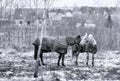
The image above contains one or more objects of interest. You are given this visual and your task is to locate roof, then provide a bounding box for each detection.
[14,8,23,19]
[14,8,43,22]
[65,12,73,17]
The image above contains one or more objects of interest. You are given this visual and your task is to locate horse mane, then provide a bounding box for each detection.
[80,34,88,45]
[88,34,97,45]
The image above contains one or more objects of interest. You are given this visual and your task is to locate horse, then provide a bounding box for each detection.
[33,35,81,66]
[72,34,97,66]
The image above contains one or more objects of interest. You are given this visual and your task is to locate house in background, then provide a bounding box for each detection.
[14,8,25,26]
[14,8,43,26]
[62,11,73,22]
[48,9,65,27]
[84,20,96,28]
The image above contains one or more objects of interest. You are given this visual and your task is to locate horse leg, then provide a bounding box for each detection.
[92,53,95,66]
[57,54,62,66]
[34,46,39,60]
[40,50,45,65]
[72,51,75,61]
[62,54,65,66]
[34,46,41,66]
[75,52,79,65]
[86,52,89,66]
[72,51,76,65]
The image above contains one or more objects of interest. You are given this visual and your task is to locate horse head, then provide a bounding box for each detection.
[75,35,81,44]
[88,34,96,45]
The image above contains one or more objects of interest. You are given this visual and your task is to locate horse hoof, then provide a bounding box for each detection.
[58,64,60,66]
[38,63,41,66]
[62,64,65,66]
[34,73,38,78]
[75,64,78,65]
[57,63,60,66]
[42,63,46,66]
[75,62,78,65]
[86,63,89,66]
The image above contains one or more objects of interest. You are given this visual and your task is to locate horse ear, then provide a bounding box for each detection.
[76,35,81,44]
[76,35,81,39]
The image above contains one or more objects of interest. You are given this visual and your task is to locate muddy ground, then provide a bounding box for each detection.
[0,48,120,81]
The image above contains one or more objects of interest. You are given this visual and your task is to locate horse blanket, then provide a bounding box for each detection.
[41,37,68,54]
[80,34,97,53]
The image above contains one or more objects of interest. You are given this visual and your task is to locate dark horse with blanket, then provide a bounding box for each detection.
[33,35,81,66]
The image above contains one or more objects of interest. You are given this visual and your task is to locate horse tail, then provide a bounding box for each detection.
[34,46,39,60]
[33,38,40,60]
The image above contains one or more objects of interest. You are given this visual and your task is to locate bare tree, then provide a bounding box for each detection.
[23,0,55,36]
[26,0,56,78]
[0,0,15,18]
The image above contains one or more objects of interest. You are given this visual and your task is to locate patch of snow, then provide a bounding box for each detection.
[6,71,14,76]
[117,70,120,73]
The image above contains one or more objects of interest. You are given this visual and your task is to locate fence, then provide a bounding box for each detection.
[0,24,120,51]
[0,25,41,51]
[78,27,120,51]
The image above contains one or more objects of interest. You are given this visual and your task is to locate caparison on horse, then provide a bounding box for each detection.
[72,33,97,66]
[33,35,81,66]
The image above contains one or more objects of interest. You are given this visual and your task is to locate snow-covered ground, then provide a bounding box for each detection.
[0,48,120,81]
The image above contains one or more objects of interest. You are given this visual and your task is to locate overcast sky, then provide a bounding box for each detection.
[4,0,120,8]
[52,0,119,7]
